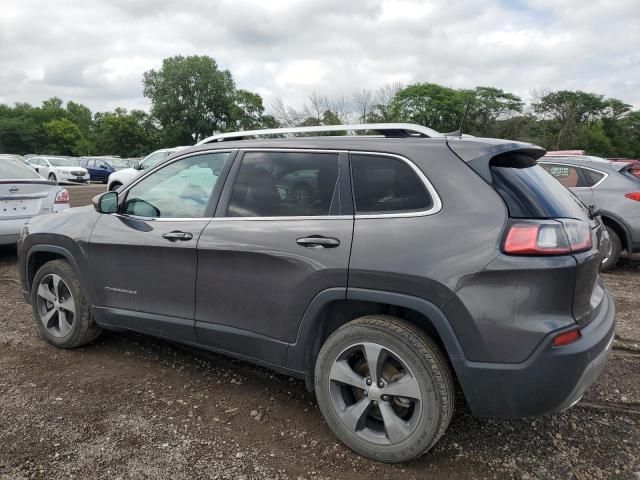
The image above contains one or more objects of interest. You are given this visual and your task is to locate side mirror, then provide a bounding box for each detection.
[92,191,118,214]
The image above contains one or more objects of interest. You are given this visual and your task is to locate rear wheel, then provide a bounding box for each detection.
[314,315,454,463]
[31,260,101,348]
[601,226,621,272]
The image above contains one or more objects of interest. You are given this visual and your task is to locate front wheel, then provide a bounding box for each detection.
[31,260,101,348]
[314,315,454,463]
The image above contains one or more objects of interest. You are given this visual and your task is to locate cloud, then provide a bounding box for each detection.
[0,0,638,114]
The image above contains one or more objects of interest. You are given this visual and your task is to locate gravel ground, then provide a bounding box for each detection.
[0,186,638,479]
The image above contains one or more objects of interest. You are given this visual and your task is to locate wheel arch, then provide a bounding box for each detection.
[599,211,632,253]
[287,288,466,391]
[25,245,93,304]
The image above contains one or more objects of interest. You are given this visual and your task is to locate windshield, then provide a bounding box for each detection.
[48,157,80,167]
[0,159,41,179]
[109,158,128,168]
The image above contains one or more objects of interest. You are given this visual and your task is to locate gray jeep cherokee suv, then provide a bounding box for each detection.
[18,124,615,463]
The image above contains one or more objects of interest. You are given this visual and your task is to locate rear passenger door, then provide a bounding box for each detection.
[194,150,353,365]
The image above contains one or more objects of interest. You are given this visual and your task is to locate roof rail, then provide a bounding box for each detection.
[197,123,442,145]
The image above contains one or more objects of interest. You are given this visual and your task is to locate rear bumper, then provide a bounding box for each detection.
[0,217,28,245]
[454,290,615,418]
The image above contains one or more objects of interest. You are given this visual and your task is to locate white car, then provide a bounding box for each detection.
[1,157,69,245]
[107,146,189,191]
[25,156,89,184]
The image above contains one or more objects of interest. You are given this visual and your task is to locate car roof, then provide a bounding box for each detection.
[178,135,542,161]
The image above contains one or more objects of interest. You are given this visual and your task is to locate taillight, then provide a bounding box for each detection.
[552,328,581,347]
[55,189,69,204]
[625,192,640,202]
[502,220,592,256]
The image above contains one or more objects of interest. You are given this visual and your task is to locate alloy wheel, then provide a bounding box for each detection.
[35,274,75,338]
[328,342,422,445]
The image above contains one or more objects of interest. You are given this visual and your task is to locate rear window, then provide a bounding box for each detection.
[0,159,41,179]
[490,154,589,220]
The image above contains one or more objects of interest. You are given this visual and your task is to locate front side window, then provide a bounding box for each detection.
[123,153,229,218]
[140,151,169,170]
[227,151,339,217]
[351,154,432,214]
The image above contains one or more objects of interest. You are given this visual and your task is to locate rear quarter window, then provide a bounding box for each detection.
[351,154,432,214]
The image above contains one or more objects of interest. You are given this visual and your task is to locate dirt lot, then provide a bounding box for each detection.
[0,185,638,479]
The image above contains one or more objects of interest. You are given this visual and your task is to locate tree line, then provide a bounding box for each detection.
[1,55,638,159]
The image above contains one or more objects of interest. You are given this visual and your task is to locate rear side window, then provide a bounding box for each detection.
[490,154,589,220]
[0,159,41,179]
[227,151,339,217]
[351,154,432,214]
[540,163,605,187]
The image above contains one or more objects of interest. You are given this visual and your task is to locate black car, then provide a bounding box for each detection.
[17,124,615,463]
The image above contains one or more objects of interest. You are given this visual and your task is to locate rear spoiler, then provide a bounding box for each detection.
[446,138,546,183]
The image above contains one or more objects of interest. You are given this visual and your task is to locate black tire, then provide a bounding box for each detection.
[601,226,621,272]
[48,173,57,183]
[31,260,101,348]
[314,315,454,463]
[109,182,122,191]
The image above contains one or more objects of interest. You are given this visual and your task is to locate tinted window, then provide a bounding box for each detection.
[0,159,41,179]
[490,154,589,220]
[540,163,604,188]
[351,154,432,214]
[124,153,229,218]
[227,151,339,217]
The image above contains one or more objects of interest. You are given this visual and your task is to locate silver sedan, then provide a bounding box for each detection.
[0,157,69,245]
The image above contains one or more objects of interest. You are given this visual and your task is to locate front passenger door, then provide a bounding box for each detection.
[89,151,233,341]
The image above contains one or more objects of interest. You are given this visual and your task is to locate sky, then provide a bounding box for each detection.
[0,0,638,114]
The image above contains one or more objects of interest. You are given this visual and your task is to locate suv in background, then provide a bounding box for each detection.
[107,146,189,191]
[80,157,129,183]
[18,124,614,463]
[540,155,640,270]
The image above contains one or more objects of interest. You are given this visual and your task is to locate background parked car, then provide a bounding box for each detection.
[79,156,129,183]
[0,157,69,244]
[540,155,640,270]
[107,146,189,191]
[0,154,25,163]
[25,156,89,185]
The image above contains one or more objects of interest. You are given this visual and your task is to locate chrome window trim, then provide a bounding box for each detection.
[539,161,609,189]
[115,148,442,222]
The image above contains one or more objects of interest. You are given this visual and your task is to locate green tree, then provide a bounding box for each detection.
[389,83,466,132]
[467,87,524,136]
[43,118,83,155]
[143,55,237,144]
[92,109,158,157]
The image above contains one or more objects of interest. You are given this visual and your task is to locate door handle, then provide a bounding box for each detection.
[296,236,340,248]
[162,231,194,242]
